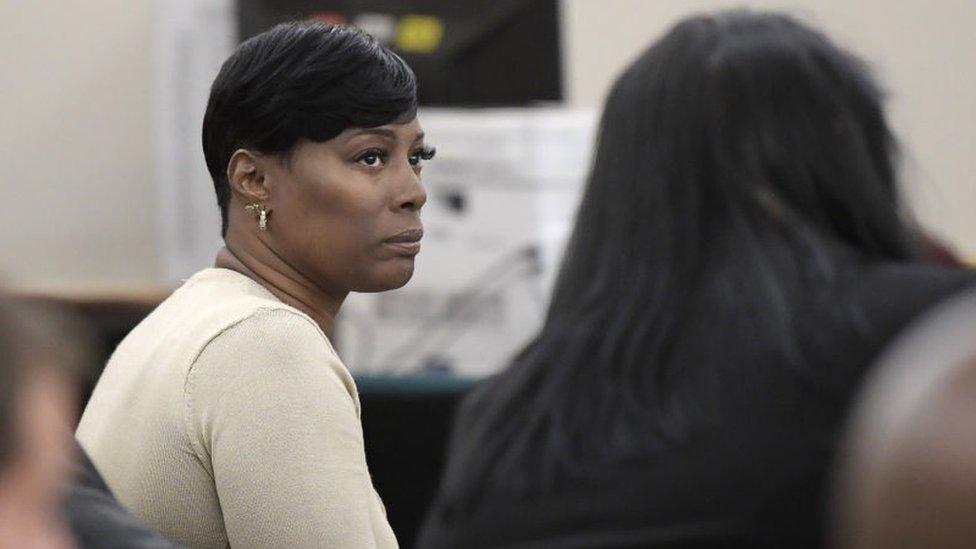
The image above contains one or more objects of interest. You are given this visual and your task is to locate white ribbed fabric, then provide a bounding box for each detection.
[76,268,397,548]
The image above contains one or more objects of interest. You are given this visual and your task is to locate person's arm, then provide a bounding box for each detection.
[185,309,395,548]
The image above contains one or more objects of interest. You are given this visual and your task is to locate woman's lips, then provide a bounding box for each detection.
[384,228,423,256]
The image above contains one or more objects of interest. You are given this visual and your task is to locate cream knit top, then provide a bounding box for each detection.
[76,268,398,548]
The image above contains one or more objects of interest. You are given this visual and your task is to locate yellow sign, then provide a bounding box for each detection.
[396,15,444,53]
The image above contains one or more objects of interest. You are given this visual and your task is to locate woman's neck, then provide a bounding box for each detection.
[214,240,345,339]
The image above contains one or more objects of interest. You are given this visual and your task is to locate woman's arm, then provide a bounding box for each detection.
[185,308,396,548]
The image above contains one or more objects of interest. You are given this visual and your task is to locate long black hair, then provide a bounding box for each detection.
[437,10,921,508]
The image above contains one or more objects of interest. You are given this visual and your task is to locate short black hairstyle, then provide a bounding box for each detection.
[202,21,418,236]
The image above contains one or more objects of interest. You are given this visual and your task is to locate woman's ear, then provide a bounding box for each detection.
[227,149,270,203]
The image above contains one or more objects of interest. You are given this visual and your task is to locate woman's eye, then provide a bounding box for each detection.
[357,150,386,167]
[409,146,437,167]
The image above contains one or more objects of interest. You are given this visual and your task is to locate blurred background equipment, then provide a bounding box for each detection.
[338,108,596,376]
[238,0,563,106]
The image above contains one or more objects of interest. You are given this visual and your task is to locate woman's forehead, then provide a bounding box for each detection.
[337,118,425,142]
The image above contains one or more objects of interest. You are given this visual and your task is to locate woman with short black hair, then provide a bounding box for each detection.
[78,21,432,547]
[420,10,975,548]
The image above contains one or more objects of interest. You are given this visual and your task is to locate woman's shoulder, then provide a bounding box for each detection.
[122,268,352,399]
[182,305,364,478]
[154,268,340,358]
[209,306,338,362]
[185,305,359,418]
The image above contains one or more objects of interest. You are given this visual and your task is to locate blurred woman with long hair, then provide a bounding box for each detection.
[420,10,975,548]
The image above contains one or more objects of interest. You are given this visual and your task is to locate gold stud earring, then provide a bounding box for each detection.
[244,203,269,231]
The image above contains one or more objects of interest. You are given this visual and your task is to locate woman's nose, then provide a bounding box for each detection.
[397,169,427,212]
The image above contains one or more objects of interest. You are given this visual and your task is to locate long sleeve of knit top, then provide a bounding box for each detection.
[77,268,397,549]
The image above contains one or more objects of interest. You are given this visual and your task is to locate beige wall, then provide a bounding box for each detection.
[1,1,973,293]
[0,1,159,293]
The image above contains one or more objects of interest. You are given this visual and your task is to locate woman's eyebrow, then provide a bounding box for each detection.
[350,128,396,140]
[349,128,426,144]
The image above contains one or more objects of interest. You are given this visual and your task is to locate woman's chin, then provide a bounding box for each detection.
[355,262,416,293]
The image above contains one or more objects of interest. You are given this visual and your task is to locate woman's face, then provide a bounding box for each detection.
[262,117,430,295]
